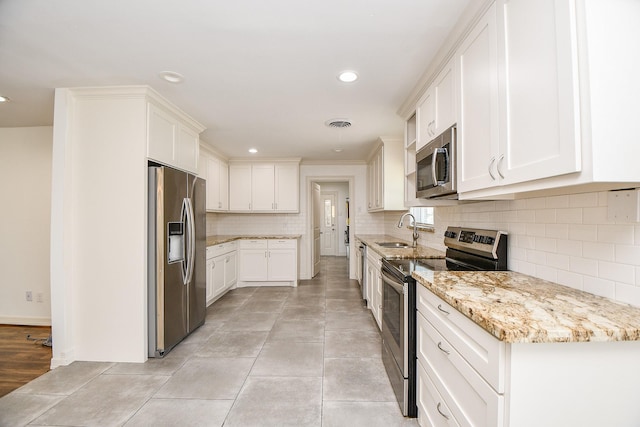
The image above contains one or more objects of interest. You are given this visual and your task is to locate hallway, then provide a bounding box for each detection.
[0,256,416,426]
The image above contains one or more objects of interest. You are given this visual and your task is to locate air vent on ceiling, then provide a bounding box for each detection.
[325,119,352,128]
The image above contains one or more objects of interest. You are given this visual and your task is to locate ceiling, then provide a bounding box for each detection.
[0,0,470,161]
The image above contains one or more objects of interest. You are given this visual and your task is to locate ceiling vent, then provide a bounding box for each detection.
[325,119,352,128]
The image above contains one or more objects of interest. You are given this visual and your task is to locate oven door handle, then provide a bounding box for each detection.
[381,268,405,294]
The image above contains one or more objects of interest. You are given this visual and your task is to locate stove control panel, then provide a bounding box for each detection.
[443,226,507,260]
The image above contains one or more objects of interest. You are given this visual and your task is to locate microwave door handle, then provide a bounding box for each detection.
[431,148,438,187]
[432,147,447,186]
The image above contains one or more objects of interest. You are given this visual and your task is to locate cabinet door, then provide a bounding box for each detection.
[206,257,214,304]
[176,125,199,173]
[497,0,580,185]
[417,90,435,152]
[219,161,229,210]
[274,163,299,212]
[229,164,252,211]
[239,249,268,281]
[433,60,456,136]
[211,254,226,298]
[206,158,220,211]
[147,104,176,166]
[251,164,275,211]
[268,249,296,281]
[457,3,500,193]
[224,251,237,288]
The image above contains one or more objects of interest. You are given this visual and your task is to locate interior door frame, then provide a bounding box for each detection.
[306,176,355,280]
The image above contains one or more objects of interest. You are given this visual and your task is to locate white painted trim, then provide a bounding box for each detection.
[305,176,356,280]
[0,316,51,326]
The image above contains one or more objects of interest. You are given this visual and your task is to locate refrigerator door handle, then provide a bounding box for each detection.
[184,197,196,285]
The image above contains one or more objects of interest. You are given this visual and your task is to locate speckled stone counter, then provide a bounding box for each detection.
[355,234,445,259]
[206,235,301,247]
[413,269,640,344]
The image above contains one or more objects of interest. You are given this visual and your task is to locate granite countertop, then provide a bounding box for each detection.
[413,269,640,344]
[355,234,445,260]
[206,235,301,247]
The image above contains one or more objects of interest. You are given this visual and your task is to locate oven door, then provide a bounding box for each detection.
[381,267,407,376]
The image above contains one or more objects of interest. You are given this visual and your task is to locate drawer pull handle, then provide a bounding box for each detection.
[437,304,450,315]
[437,341,450,355]
[437,402,450,420]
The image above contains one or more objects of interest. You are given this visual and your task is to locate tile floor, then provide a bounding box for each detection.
[0,257,418,426]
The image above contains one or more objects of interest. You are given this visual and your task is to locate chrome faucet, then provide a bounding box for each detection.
[397,212,419,248]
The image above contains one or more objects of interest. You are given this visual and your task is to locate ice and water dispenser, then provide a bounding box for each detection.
[167,222,184,264]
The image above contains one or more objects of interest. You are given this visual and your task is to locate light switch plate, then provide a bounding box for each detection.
[607,189,640,222]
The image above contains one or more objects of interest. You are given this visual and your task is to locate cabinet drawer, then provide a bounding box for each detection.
[209,241,237,258]
[416,285,506,392]
[417,360,460,427]
[239,239,268,250]
[418,311,504,427]
[268,239,296,249]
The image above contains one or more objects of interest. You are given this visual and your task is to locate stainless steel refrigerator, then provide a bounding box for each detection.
[148,163,206,358]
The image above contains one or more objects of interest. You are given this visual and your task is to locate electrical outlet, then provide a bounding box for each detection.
[26,291,32,302]
[36,292,43,303]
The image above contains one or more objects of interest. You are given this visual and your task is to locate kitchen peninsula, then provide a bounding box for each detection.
[414,269,640,427]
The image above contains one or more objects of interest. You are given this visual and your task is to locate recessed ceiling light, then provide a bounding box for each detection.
[337,70,358,83]
[158,71,184,84]
[0,95,10,103]
[248,148,258,154]
[333,148,344,153]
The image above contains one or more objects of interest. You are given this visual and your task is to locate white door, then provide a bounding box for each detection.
[321,192,337,256]
[312,183,321,276]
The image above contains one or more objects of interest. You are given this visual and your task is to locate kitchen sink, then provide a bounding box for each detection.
[375,241,412,249]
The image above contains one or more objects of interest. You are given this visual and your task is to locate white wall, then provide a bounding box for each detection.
[385,192,640,308]
[0,127,53,325]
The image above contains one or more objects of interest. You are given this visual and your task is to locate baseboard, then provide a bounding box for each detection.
[0,316,52,326]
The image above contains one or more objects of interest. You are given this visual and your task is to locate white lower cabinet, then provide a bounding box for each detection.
[365,250,382,330]
[205,242,237,306]
[238,239,298,286]
[416,284,640,427]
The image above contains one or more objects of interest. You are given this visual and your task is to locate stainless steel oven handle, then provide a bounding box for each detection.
[381,268,405,294]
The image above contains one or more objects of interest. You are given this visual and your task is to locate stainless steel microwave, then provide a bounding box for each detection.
[416,125,457,199]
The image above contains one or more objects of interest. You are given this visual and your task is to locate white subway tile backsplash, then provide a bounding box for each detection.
[525,223,546,237]
[568,224,598,242]
[556,239,582,256]
[614,283,640,307]
[556,208,582,224]
[535,209,556,224]
[598,261,635,285]
[545,195,570,209]
[525,197,546,210]
[583,207,609,225]
[582,242,615,262]
[615,244,640,265]
[546,253,569,270]
[535,265,558,282]
[557,270,583,290]
[535,237,557,252]
[597,224,635,245]
[569,256,598,277]
[569,192,599,208]
[583,276,616,299]
[527,249,547,265]
[545,224,569,240]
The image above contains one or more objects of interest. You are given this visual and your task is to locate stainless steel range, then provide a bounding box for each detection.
[380,226,508,417]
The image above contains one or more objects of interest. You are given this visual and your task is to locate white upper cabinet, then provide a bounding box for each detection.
[496,0,581,186]
[367,138,404,212]
[229,160,300,213]
[416,59,456,153]
[201,151,229,212]
[457,3,500,193]
[147,102,202,174]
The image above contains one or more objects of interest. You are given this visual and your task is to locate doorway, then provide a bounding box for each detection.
[310,180,350,277]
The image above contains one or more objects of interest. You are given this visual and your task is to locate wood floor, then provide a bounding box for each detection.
[0,325,52,398]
